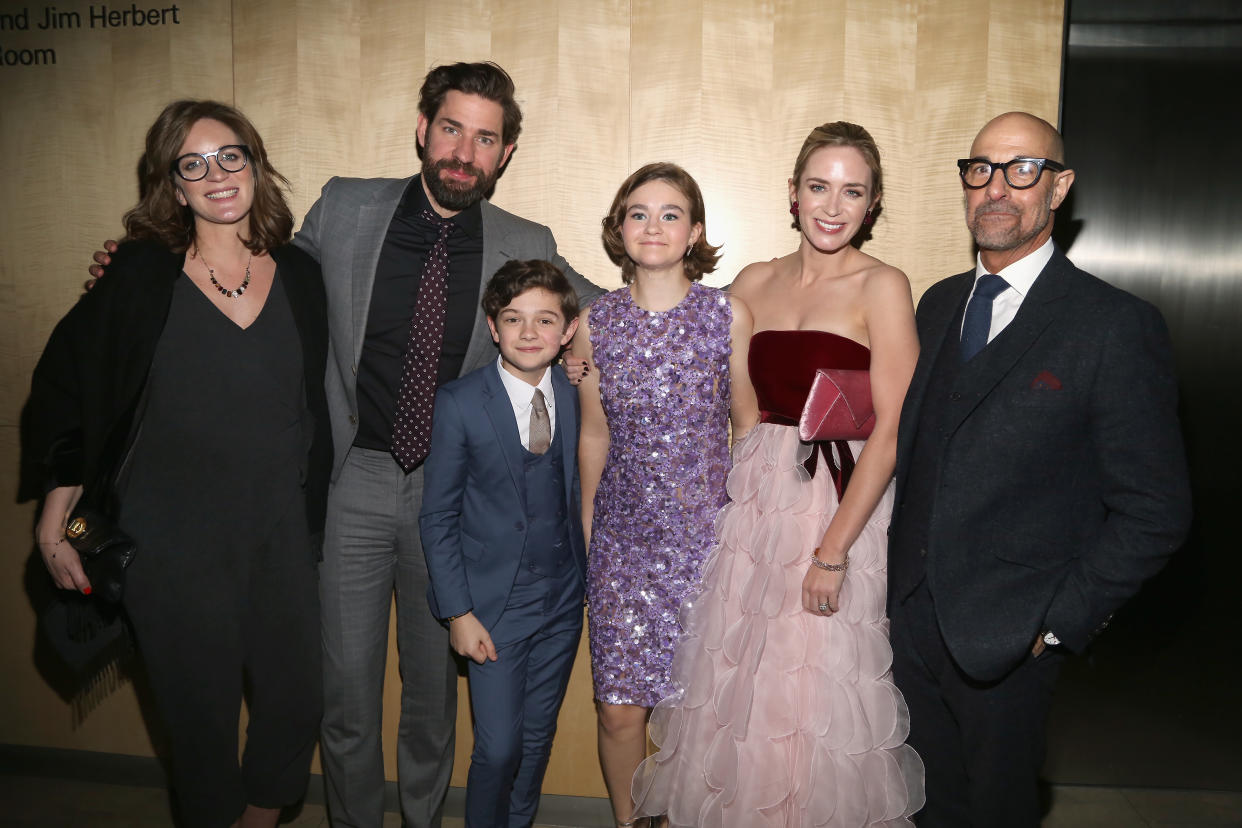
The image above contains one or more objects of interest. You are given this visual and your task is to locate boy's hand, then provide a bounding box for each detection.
[449,612,498,664]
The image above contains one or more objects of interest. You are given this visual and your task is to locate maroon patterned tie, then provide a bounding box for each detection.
[391,210,453,472]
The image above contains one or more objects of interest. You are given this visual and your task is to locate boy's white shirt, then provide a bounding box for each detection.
[494,357,557,451]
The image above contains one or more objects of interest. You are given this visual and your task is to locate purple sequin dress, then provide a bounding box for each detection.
[587,282,733,707]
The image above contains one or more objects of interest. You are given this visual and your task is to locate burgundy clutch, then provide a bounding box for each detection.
[798,368,875,442]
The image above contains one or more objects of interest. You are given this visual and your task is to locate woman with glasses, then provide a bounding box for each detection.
[27,100,329,828]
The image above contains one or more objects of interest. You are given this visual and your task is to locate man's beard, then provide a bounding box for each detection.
[422,157,498,212]
[968,196,1051,252]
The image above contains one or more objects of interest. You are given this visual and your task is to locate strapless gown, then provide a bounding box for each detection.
[633,330,924,827]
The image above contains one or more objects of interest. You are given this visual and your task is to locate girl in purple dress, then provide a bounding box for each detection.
[572,163,757,828]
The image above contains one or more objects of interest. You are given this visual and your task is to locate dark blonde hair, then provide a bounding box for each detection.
[790,121,884,230]
[122,100,293,254]
[601,162,721,284]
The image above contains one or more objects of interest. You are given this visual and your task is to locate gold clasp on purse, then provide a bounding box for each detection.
[66,516,88,539]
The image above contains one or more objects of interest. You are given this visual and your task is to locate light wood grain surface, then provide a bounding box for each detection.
[0,0,1063,799]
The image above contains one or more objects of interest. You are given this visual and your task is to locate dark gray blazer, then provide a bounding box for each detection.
[292,175,603,479]
[889,246,1192,681]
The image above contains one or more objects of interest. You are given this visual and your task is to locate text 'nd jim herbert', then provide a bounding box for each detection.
[1,4,182,31]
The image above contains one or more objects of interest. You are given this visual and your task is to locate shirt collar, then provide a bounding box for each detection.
[406,173,484,239]
[495,356,555,413]
[974,237,1055,298]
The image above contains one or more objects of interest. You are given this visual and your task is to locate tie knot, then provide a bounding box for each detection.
[420,209,454,239]
[975,273,1009,300]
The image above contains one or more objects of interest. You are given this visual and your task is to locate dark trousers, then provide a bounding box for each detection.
[125,498,322,828]
[465,564,583,828]
[890,581,1063,828]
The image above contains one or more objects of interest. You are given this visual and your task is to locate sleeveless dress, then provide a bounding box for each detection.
[587,282,733,707]
[633,330,924,827]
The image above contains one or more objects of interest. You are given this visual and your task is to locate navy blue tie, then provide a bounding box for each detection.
[960,273,1008,362]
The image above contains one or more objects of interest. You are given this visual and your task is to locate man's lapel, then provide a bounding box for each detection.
[944,250,1074,433]
[897,271,973,480]
[462,201,512,375]
[482,365,528,506]
[351,178,411,366]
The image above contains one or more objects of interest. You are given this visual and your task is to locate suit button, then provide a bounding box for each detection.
[950,392,962,401]
[919,547,927,557]
[515,522,524,531]
[351,363,358,376]
[348,414,357,425]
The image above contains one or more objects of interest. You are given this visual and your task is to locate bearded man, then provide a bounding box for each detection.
[293,62,602,827]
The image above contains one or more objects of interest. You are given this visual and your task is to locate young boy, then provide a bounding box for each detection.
[419,259,586,827]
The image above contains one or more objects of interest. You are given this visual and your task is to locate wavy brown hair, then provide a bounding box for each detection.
[601,162,721,285]
[418,61,523,151]
[481,259,579,325]
[122,100,293,254]
[790,121,884,231]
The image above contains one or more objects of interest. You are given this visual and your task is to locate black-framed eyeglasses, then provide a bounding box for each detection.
[171,145,250,181]
[957,156,1065,190]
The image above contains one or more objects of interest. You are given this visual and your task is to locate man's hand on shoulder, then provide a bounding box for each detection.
[448,612,498,664]
[86,239,119,289]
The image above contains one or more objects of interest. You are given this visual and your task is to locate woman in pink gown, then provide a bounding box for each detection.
[633,123,925,827]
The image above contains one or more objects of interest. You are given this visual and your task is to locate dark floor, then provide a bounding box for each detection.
[2,772,1240,828]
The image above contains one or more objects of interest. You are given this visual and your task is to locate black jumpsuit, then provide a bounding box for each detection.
[120,272,321,827]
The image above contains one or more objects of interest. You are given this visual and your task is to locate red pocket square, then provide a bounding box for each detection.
[1030,370,1062,391]
[798,369,875,442]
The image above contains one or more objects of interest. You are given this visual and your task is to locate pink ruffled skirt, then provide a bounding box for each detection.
[633,424,924,827]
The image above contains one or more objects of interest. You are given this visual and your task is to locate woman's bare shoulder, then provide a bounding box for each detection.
[731,255,789,295]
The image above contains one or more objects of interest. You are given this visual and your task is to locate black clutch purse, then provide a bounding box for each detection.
[65,506,136,604]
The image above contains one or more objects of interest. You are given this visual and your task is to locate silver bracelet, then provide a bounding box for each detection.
[810,552,848,572]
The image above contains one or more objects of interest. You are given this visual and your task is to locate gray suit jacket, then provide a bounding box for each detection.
[889,246,1192,681]
[292,175,603,478]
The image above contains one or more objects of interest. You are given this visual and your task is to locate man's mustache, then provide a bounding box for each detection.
[973,202,1020,220]
[431,159,485,182]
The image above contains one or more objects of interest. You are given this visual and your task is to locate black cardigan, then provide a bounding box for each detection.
[22,239,332,536]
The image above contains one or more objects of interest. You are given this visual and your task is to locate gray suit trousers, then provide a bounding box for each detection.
[320,447,457,827]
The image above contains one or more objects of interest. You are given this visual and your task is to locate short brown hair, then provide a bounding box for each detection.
[601,162,721,284]
[121,100,293,254]
[482,259,579,325]
[418,62,522,150]
[790,122,884,230]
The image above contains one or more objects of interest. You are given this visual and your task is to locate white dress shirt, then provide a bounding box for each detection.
[963,237,1055,344]
[495,357,557,451]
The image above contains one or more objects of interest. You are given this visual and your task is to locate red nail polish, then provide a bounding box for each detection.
[83,587,92,595]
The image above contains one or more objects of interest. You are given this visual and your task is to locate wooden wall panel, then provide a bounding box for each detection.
[0,0,1064,803]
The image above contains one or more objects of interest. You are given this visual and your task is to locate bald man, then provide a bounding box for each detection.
[887,112,1191,825]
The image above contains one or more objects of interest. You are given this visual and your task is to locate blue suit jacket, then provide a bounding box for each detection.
[419,362,587,631]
